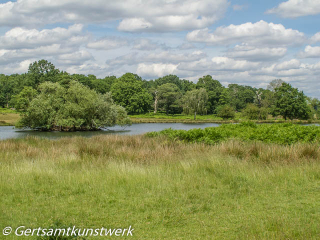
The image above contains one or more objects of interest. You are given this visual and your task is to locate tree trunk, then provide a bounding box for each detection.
[194,111,197,120]
[154,96,158,114]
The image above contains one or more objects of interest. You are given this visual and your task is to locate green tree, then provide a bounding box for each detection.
[228,84,256,111]
[11,86,37,111]
[242,104,268,120]
[18,81,131,131]
[197,75,223,113]
[27,60,60,87]
[273,83,311,120]
[157,83,182,115]
[111,73,152,114]
[217,105,235,120]
[182,88,208,120]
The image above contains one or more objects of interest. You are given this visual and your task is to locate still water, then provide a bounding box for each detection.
[0,123,221,141]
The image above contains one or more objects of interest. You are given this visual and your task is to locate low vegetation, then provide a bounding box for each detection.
[147,122,320,145]
[1,134,320,239]
[0,108,20,126]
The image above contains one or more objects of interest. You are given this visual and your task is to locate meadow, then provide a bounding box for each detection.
[0,131,320,239]
[0,108,20,126]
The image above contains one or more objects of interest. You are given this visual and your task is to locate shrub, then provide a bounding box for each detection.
[217,105,235,120]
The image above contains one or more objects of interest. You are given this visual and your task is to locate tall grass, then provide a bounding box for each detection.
[1,135,320,239]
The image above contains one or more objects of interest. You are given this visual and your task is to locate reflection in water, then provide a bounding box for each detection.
[0,123,221,140]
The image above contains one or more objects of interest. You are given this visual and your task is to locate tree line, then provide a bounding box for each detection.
[1,60,320,124]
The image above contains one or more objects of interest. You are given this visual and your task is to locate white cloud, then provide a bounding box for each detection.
[57,50,93,65]
[186,20,306,47]
[0,44,74,65]
[0,24,85,49]
[0,0,229,32]
[275,59,301,70]
[137,63,178,78]
[107,51,207,66]
[298,45,320,58]
[226,44,287,61]
[178,57,259,72]
[87,38,129,50]
[311,32,320,43]
[266,0,320,18]
[133,39,168,51]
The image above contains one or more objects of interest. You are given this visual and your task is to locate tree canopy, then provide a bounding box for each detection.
[18,81,131,131]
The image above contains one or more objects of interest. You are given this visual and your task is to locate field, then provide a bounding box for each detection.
[0,108,20,126]
[1,131,320,239]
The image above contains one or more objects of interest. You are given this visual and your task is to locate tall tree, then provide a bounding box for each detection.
[196,75,223,113]
[111,73,152,114]
[27,60,60,87]
[157,83,182,115]
[273,83,311,120]
[182,88,208,120]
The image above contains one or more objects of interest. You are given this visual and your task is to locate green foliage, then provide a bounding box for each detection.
[27,60,60,86]
[157,83,182,114]
[217,105,235,120]
[274,83,311,120]
[147,123,320,145]
[111,73,152,114]
[10,86,37,111]
[242,104,268,120]
[182,88,208,119]
[228,84,256,111]
[196,75,223,113]
[18,81,131,131]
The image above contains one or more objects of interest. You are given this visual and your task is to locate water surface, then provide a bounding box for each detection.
[0,123,221,141]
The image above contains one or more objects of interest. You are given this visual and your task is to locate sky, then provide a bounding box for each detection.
[0,0,320,98]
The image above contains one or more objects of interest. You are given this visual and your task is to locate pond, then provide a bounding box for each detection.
[0,123,221,141]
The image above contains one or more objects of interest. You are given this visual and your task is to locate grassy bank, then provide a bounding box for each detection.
[0,108,20,126]
[1,135,320,239]
[1,110,319,126]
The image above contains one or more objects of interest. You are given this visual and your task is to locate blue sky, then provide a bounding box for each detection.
[0,0,320,98]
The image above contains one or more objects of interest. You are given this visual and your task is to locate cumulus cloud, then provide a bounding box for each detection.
[56,50,93,65]
[298,45,320,58]
[186,20,306,47]
[0,24,85,50]
[87,37,129,50]
[132,39,168,51]
[311,32,320,43]
[226,44,287,61]
[137,63,178,78]
[0,24,90,67]
[266,0,320,18]
[0,0,228,32]
[0,44,74,65]
[178,57,259,73]
[107,51,207,66]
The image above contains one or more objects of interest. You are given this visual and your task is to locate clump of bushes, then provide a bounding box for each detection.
[242,104,268,120]
[146,122,320,145]
[217,105,235,120]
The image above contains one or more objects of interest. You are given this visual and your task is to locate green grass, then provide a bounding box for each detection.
[0,108,20,126]
[0,135,320,239]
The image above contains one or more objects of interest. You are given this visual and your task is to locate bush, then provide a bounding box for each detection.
[147,123,320,145]
[217,105,235,120]
[242,104,268,120]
